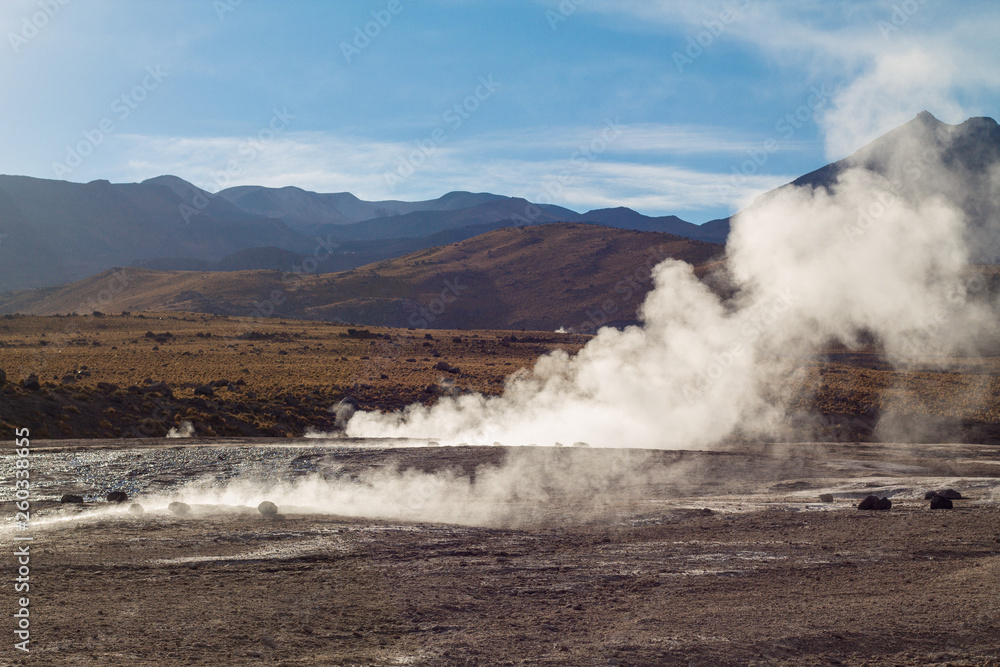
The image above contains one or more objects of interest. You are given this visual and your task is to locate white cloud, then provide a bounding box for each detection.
[100,124,791,217]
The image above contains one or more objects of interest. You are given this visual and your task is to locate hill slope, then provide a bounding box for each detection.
[0,224,723,331]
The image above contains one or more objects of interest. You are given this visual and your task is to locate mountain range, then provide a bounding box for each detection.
[0,224,722,331]
[1,111,997,329]
[0,172,728,293]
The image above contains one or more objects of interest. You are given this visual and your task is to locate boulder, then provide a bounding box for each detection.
[106,491,129,503]
[168,501,191,515]
[60,494,84,504]
[0,368,6,388]
[924,490,937,500]
[873,497,892,511]
[129,503,144,514]
[857,495,879,510]
[193,385,215,397]
[938,489,963,500]
[258,501,278,516]
[929,495,953,510]
[22,374,40,391]
[818,493,834,503]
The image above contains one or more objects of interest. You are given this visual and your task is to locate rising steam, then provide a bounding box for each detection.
[346,116,1000,448]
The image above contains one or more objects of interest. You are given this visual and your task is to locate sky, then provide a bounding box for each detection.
[1,0,998,222]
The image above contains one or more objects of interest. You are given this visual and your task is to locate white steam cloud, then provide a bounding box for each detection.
[346,117,1000,449]
[167,420,195,438]
[152,448,687,527]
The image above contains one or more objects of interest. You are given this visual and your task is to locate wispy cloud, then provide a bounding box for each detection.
[104,125,793,218]
[569,1,1000,159]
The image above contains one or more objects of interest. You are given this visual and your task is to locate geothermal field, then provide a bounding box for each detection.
[1,436,999,665]
[3,5,1000,664]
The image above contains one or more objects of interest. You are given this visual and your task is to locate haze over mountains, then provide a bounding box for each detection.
[1,112,998,330]
[0,171,727,293]
[0,224,722,331]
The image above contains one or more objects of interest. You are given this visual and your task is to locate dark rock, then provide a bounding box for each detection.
[96,382,119,393]
[857,495,879,510]
[193,385,215,397]
[258,501,278,516]
[819,493,834,503]
[22,374,40,391]
[61,494,85,504]
[143,382,173,398]
[168,501,191,515]
[873,497,892,511]
[924,491,937,500]
[61,373,77,383]
[930,495,953,510]
[0,368,6,388]
[434,361,460,374]
[107,491,129,503]
[938,488,963,500]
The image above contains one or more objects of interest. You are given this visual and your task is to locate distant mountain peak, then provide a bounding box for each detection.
[915,110,941,125]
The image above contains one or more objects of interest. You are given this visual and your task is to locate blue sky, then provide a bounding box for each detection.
[1,0,998,222]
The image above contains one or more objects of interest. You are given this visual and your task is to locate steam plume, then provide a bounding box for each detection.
[347,119,999,448]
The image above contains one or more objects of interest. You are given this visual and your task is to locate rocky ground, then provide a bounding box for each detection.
[2,312,1000,444]
[2,440,999,666]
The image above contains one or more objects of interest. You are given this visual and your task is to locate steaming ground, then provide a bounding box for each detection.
[3,438,1000,665]
[346,146,1000,448]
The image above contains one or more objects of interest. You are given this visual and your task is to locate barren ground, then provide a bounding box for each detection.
[2,439,999,666]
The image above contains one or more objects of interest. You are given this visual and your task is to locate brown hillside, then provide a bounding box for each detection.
[0,223,723,331]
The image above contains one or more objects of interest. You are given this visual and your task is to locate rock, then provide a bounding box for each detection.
[129,503,144,514]
[22,374,40,391]
[168,501,191,515]
[193,385,215,397]
[60,494,84,504]
[258,501,278,516]
[924,490,937,500]
[819,493,834,503]
[106,491,129,503]
[930,495,954,510]
[857,495,879,510]
[938,488,963,500]
[0,368,6,388]
[873,497,892,511]
[434,361,460,374]
[143,382,173,397]
[96,382,120,393]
